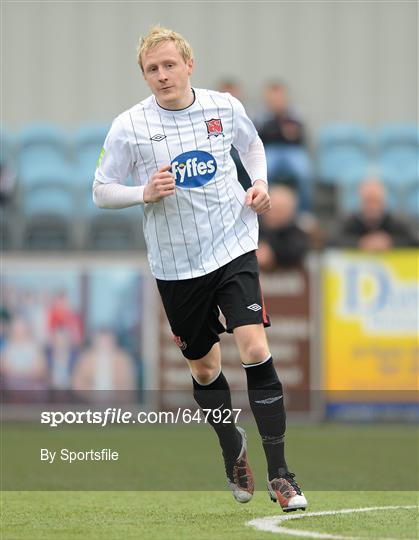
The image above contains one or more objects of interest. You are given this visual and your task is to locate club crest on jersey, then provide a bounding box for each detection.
[205,118,224,138]
[171,150,217,188]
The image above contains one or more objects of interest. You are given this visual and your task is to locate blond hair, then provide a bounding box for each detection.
[137,26,193,71]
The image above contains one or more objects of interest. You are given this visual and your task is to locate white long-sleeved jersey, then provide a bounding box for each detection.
[94,88,267,280]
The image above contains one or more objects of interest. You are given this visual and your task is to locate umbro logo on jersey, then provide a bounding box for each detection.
[247,303,262,312]
[150,134,166,142]
[171,150,217,188]
[205,118,224,138]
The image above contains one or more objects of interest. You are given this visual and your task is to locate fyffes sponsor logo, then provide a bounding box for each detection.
[171,150,217,188]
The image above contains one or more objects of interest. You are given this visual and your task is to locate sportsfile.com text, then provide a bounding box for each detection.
[40,408,242,428]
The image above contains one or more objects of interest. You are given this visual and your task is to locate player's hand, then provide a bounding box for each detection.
[144,165,175,203]
[245,180,271,214]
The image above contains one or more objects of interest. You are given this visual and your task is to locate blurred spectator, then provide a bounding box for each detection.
[20,290,49,345]
[0,316,48,390]
[47,291,83,346]
[217,78,243,101]
[0,306,11,351]
[333,178,418,250]
[72,328,136,399]
[0,162,17,206]
[45,326,78,396]
[258,82,313,213]
[257,186,310,271]
[217,78,251,190]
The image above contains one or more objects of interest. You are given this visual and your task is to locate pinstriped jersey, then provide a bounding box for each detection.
[95,88,261,280]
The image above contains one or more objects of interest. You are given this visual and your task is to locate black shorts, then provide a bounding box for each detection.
[156,250,270,360]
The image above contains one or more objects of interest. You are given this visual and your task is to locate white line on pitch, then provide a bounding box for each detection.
[247,505,418,539]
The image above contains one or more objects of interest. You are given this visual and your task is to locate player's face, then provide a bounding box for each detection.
[142,41,194,110]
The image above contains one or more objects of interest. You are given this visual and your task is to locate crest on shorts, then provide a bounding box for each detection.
[205,118,224,138]
[173,335,187,351]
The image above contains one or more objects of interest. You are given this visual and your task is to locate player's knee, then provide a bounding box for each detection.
[190,364,219,385]
[241,343,270,365]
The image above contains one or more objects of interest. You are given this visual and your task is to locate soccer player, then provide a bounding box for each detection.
[93,26,307,512]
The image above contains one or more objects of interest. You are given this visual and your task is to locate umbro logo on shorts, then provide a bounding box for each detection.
[150,134,166,142]
[247,303,262,312]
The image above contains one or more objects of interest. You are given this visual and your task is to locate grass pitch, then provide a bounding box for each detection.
[2,423,418,538]
[2,490,418,539]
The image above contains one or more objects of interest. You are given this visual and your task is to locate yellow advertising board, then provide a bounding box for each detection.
[323,250,419,397]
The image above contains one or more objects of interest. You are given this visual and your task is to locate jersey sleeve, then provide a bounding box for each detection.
[238,136,267,185]
[94,116,135,185]
[230,95,259,154]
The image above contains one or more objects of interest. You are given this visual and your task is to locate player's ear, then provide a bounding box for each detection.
[187,58,194,75]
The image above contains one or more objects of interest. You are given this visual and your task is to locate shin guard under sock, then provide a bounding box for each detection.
[192,371,241,460]
[244,356,287,479]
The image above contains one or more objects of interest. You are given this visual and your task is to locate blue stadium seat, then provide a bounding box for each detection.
[74,124,110,189]
[74,123,140,248]
[76,124,141,225]
[86,175,144,249]
[87,207,144,250]
[23,184,74,218]
[1,128,20,248]
[378,124,419,185]
[405,183,419,217]
[23,184,75,248]
[1,127,15,167]
[18,124,72,187]
[378,124,419,146]
[317,124,371,184]
[75,123,110,148]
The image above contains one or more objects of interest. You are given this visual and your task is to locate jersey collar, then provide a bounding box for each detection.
[152,88,199,115]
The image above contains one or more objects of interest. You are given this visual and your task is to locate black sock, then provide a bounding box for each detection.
[192,371,241,460]
[244,357,287,479]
